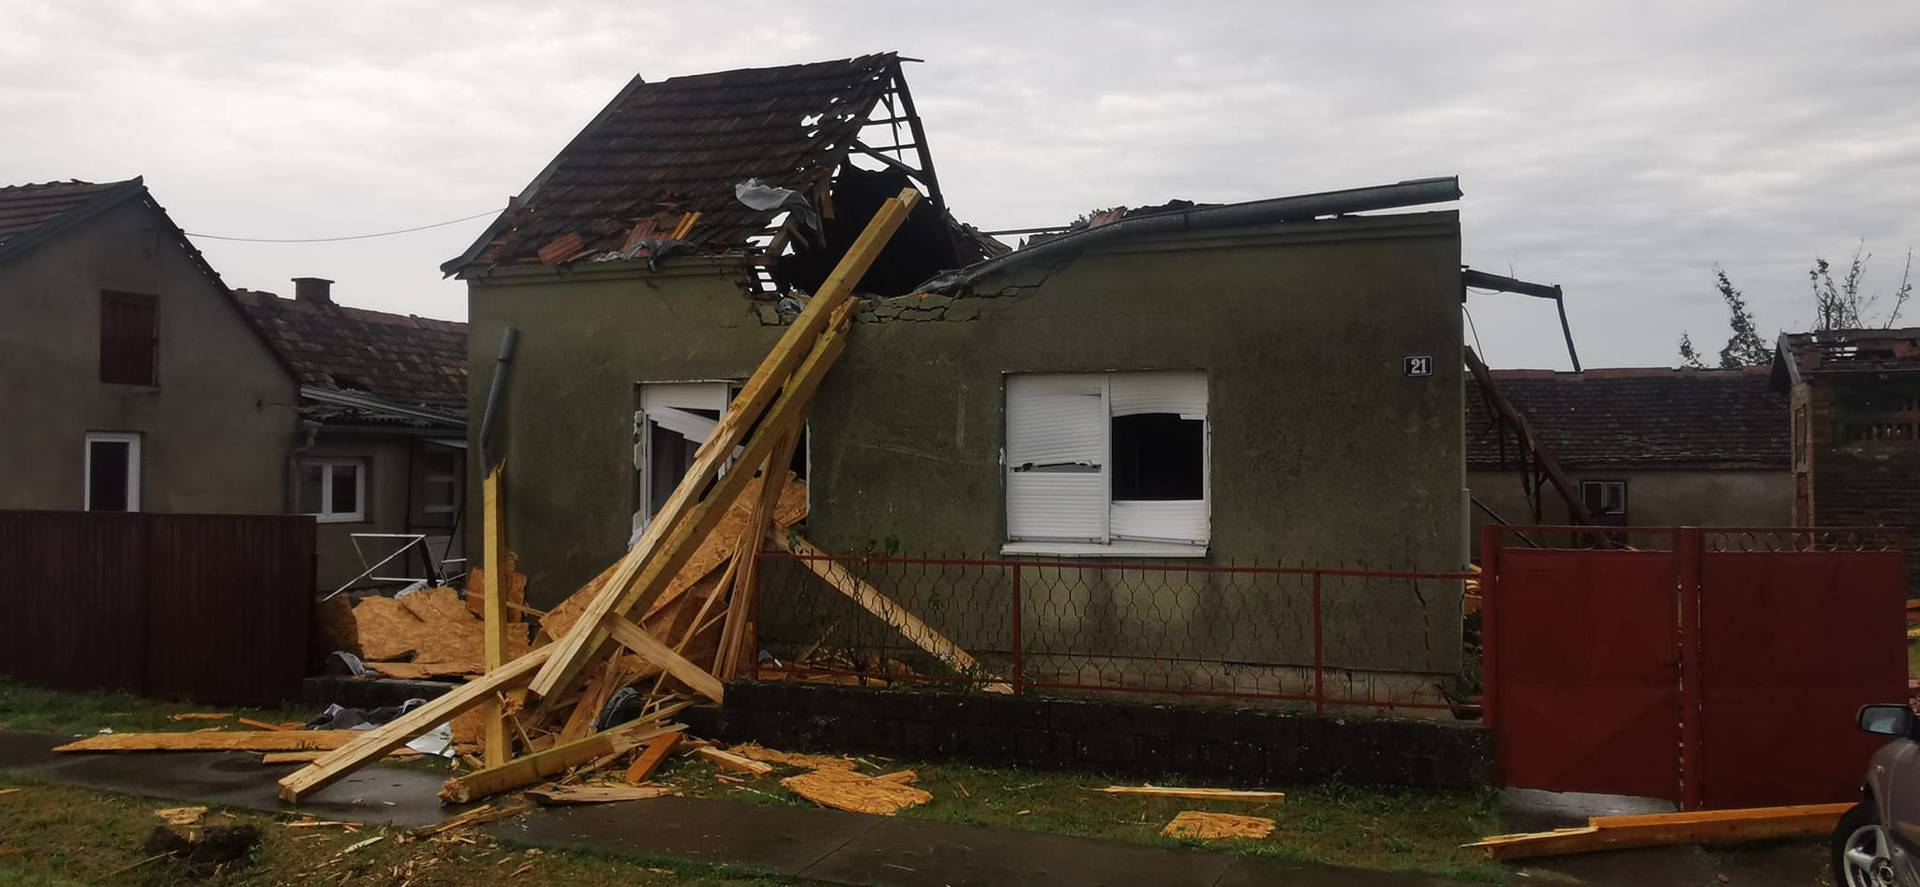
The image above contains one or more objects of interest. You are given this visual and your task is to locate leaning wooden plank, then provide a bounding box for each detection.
[531,189,921,701]
[695,746,774,776]
[481,465,510,767]
[1098,785,1286,803]
[278,646,552,803]
[554,309,854,710]
[606,617,726,703]
[716,431,802,681]
[783,767,931,815]
[771,531,984,675]
[56,731,360,753]
[527,784,679,805]
[1465,803,1852,860]
[623,734,681,784]
[439,719,686,805]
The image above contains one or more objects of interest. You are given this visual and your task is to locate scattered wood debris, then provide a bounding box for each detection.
[875,770,918,785]
[1162,811,1276,841]
[413,801,533,839]
[696,746,775,777]
[55,731,360,753]
[782,767,933,815]
[729,742,857,771]
[169,713,232,722]
[439,719,685,804]
[1465,802,1852,860]
[261,749,420,765]
[1098,785,1286,804]
[624,734,680,784]
[526,784,678,805]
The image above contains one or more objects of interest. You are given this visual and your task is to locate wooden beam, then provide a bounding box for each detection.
[716,429,801,681]
[439,720,686,805]
[539,302,855,709]
[1097,785,1286,803]
[606,617,725,703]
[1463,346,1597,526]
[56,731,361,753]
[528,784,678,805]
[623,734,681,784]
[694,746,774,776]
[529,189,921,702]
[1465,802,1852,860]
[278,646,553,803]
[770,531,983,675]
[481,465,509,767]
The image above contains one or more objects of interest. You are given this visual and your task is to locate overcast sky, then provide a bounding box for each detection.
[5,1,1917,368]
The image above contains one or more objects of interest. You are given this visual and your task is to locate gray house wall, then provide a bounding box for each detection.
[1467,467,1791,552]
[467,211,1465,679]
[0,198,299,514]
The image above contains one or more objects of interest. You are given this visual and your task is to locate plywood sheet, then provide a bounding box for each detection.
[781,767,931,815]
[1161,811,1275,841]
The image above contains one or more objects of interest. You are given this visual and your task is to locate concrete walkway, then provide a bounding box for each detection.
[0,731,1466,886]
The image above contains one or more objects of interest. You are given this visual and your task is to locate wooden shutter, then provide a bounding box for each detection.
[99,292,157,385]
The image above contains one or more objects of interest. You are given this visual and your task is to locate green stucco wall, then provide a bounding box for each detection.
[468,211,1465,676]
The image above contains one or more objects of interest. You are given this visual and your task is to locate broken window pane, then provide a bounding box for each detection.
[1111,414,1204,501]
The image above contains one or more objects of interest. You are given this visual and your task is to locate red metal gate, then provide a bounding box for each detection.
[1484,526,1905,809]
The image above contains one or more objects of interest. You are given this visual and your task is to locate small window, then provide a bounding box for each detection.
[99,291,157,386]
[298,459,366,523]
[412,443,463,528]
[1581,480,1627,525]
[1005,371,1209,554]
[634,381,810,538]
[84,432,141,512]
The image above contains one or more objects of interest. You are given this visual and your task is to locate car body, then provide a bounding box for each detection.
[1836,704,1920,886]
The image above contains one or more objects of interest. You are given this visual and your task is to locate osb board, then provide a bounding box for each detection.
[314,594,358,654]
[1161,811,1275,841]
[352,587,533,671]
[464,551,529,621]
[539,479,809,642]
[730,743,856,771]
[781,767,930,815]
[353,596,429,661]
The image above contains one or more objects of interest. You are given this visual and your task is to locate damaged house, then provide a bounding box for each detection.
[453,54,1469,694]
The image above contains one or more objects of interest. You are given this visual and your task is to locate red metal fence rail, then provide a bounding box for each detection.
[0,510,316,705]
[752,550,1474,714]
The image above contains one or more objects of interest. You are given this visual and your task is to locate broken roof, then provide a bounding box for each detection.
[0,178,148,266]
[1773,328,1920,388]
[448,54,903,274]
[232,288,467,417]
[1467,366,1788,469]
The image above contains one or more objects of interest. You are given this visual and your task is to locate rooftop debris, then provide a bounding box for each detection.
[271,189,996,808]
[1161,811,1276,841]
[1097,785,1286,804]
[1465,802,1853,860]
[781,767,933,815]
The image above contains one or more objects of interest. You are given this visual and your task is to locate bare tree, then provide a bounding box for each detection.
[1678,244,1915,367]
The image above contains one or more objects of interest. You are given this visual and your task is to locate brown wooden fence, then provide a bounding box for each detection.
[0,511,314,705]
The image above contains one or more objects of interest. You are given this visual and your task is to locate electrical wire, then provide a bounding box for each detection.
[1463,304,1488,362]
[185,209,497,243]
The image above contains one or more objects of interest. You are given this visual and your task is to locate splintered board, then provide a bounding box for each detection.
[782,768,932,815]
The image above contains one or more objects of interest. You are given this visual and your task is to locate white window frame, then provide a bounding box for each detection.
[632,379,812,544]
[83,432,142,513]
[1001,371,1210,557]
[299,458,367,523]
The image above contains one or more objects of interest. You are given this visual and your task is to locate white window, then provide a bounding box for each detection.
[297,459,366,523]
[1004,371,1209,556]
[633,380,810,541]
[84,432,141,513]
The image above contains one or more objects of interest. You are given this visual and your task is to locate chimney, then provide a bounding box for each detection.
[292,277,334,305]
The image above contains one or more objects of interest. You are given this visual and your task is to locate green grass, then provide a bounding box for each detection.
[1906,638,1919,680]
[652,751,1509,882]
[0,682,319,737]
[0,772,797,886]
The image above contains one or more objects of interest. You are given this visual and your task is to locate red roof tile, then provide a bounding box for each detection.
[451,54,899,273]
[232,289,467,412]
[1468,366,1787,468]
[0,178,143,259]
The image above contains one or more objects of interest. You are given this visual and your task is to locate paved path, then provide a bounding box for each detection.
[0,731,1465,886]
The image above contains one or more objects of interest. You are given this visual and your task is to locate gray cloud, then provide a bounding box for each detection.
[4,0,1916,368]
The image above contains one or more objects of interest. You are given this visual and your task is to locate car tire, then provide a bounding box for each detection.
[1833,800,1896,887]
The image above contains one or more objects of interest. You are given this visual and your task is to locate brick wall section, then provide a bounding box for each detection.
[683,682,1492,790]
[1799,379,1920,593]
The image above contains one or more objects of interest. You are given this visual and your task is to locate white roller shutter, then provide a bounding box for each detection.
[642,382,728,414]
[1005,374,1107,541]
[646,406,718,443]
[1111,500,1210,545]
[1109,371,1206,419]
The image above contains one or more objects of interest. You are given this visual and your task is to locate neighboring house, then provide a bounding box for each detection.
[452,54,1468,686]
[1467,366,1791,549]
[1774,328,1920,592]
[232,280,469,593]
[0,178,300,516]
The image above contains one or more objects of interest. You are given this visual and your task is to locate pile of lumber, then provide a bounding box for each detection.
[1465,802,1852,860]
[316,577,534,680]
[266,187,1003,806]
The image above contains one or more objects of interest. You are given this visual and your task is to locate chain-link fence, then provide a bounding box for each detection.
[752,550,1474,714]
